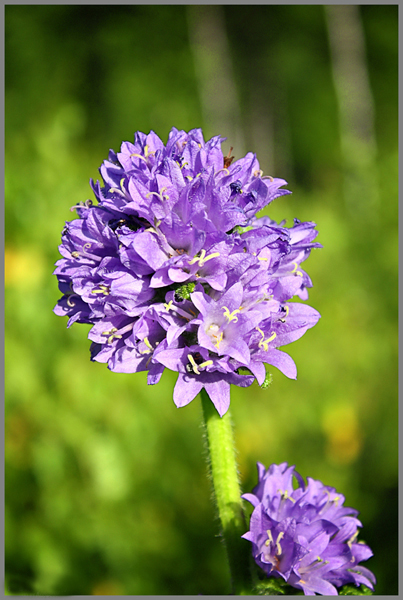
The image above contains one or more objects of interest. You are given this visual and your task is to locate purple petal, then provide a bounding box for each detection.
[204,379,230,416]
[173,373,203,408]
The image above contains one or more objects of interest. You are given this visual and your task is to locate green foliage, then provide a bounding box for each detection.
[5,4,397,596]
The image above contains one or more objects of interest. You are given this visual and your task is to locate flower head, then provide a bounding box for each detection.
[242,462,376,595]
[54,127,321,415]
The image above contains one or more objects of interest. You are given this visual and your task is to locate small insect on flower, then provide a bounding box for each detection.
[223,146,235,168]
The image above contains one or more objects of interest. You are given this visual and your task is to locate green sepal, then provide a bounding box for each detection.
[260,371,273,389]
[253,576,303,595]
[174,281,196,300]
[233,225,254,235]
[339,584,373,595]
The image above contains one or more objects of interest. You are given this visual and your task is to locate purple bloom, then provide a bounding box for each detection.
[242,462,376,595]
[54,127,321,415]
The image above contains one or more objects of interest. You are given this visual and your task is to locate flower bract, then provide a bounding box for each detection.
[242,462,376,595]
[54,127,321,415]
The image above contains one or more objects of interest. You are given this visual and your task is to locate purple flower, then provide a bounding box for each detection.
[54,127,321,415]
[242,462,376,595]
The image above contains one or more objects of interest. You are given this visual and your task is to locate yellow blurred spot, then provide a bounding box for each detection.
[92,580,124,595]
[322,403,362,464]
[5,247,45,289]
[5,412,31,467]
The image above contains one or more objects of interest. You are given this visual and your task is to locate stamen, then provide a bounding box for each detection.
[66,294,79,307]
[275,532,284,555]
[188,249,220,267]
[254,169,263,177]
[347,531,358,548]
[108,186,126,197]
[188,249,206,265]
[215,167,230,176]
[101,327,121,344]
[291,261,303,277]
[199,360,213,369]
[108,333,121,343]
[70,247,102,262]
[143,337,153,351]
[319,490,341,517]
[265,530,274,547]
[256,327,276,351]
[139,336,154,355]
[213,331,223,350]
[145,187,169,202]
[258,256,269,261]
[187,354,200,375]
[130,152,148,163]
[222,306,241,323]
[101,322,134,343]
[91,285,110,296]
[102,327,117,336]
[70,199,93,211]
[278,489,296,503]
[163,301,195,321]
[262,175,274,182]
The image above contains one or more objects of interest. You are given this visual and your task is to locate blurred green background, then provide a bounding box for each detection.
[5,5,398,595]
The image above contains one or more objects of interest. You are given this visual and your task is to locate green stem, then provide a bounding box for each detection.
[200,388,253,595]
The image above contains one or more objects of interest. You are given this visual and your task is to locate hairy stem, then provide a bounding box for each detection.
[200,388,252,594]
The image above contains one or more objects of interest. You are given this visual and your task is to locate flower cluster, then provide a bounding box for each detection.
[242,462,376,595]
[54,127,321,416]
